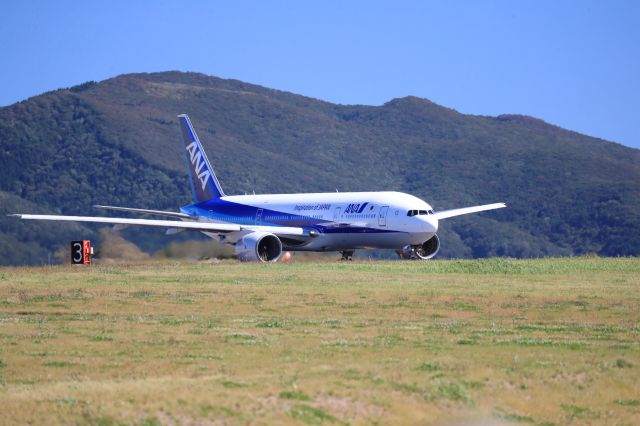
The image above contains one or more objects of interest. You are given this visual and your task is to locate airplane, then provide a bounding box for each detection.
[11,114,506,262]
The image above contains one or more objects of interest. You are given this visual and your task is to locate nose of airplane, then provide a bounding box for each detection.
[418,216,438,233]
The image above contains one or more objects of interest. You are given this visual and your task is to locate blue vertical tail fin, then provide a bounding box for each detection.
[177,114,225,202]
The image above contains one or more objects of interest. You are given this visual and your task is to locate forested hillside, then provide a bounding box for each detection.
[1,71,638,264]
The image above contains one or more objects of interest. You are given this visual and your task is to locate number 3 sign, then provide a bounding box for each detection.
[70,240,93,265]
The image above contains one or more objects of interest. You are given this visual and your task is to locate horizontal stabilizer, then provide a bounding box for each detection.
[94,205,192,219]
[431,203,506,220]
[165,228,186,235]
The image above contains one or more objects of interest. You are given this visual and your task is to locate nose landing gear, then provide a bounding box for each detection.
[397,246,421,260]
[397,235,440,260]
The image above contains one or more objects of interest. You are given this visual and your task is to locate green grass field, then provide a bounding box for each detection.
[0,257,638,425]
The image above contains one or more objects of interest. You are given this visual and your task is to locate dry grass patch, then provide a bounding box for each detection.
[0,257,638,424]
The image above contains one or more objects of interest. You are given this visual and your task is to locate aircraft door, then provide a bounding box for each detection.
[378,206,389,226]
[255,208,263,225]
[333,207,341,221]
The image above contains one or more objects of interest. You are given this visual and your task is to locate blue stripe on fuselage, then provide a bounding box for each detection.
[180,199,400,234]
[181,198,331,228]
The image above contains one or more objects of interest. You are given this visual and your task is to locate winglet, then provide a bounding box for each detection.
[178,114,225,202]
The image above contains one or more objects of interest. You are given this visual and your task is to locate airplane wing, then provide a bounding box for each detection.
[431,203,506,220]
[9,214,308,237]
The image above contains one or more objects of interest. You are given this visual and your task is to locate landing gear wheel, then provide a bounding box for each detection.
[413,245,427,259]
[399,236,440,260]
[398,245,423,260]
[339,250,354,261]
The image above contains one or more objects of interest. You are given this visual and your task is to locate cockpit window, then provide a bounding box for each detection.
[407,209,433,216]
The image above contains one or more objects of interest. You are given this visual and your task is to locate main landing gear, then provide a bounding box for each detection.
[396,245,424,260]
[339,250,354,261]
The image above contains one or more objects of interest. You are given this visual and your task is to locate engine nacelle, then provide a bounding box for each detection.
[402,234,440,260]
[235,232,283,262]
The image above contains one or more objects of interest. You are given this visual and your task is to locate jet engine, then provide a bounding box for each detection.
[235,232,283,262]
[401,234,440,260]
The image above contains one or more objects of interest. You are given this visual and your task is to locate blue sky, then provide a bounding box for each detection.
[2,1,639,148]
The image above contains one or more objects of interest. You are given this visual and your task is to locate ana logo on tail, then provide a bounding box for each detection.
[185,142,211,191]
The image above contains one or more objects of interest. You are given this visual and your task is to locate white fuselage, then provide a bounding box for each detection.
[182,191,439,251]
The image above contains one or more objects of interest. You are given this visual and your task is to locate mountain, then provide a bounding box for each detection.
[1,71,639,264]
